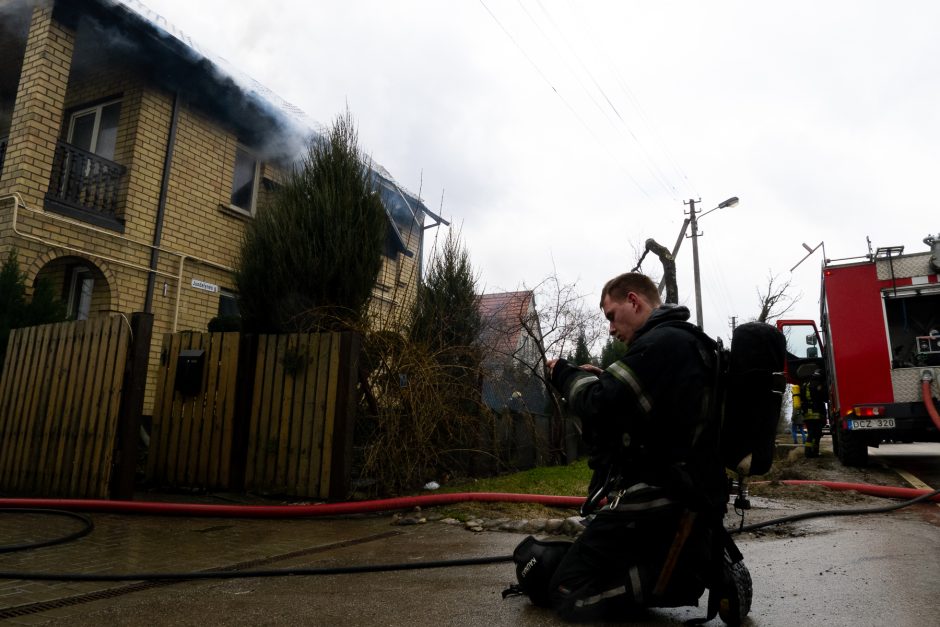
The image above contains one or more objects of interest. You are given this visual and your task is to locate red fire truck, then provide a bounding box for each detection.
[777,235,940,466]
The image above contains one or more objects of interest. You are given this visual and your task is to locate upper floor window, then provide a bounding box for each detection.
[230,145,260,215]
[68,100,121,160]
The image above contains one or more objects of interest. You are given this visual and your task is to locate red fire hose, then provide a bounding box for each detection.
[775,480,940,502]
[0,492,585,518]
[0,483,936,518]
[923,379,940,431]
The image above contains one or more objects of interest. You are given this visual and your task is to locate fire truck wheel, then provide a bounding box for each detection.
[837,428,869,466]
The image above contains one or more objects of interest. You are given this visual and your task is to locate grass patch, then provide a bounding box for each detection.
[427,459,593,522]
[439,459,593,496]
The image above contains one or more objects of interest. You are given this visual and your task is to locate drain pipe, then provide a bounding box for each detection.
[143,90,180,314]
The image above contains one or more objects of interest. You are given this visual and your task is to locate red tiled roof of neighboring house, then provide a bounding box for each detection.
[477,290,535,357]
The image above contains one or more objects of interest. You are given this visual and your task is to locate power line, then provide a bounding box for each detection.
[533,0,682,201]
[478,0,655,201]
[565,1,699,200]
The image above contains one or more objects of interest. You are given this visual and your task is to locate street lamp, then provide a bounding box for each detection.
[686,196,739,331]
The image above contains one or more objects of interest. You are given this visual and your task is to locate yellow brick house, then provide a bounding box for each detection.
[0,0,443,410]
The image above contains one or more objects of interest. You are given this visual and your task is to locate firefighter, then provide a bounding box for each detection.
[796,365,826,457]
[545,272,729,621]
[790,384,806,444]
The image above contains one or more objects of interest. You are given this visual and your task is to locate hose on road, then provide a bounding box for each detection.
[0,483,937,581]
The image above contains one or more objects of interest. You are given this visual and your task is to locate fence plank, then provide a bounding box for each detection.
[285,334,307,493]
[309,333,332,497]
[79,316,111,497]
[81,316,118,497]
[274,334,298,490]
[318,333,343,499]
[71,317,106,495]
[55,321,93,496]
[0,325,34,480]
[21,324,56,491]
[295,333,319,496]
[163,333,187,485]
[213,332,239,487]
[265,334,288,490]
[6,325,39,490]
[244,335,269,488]
[32,322,65,491]
[328,333,359,500]
[39,321,77,495]
[191,333,217,485]
[24,325,58,492]
[3,325,30,489]
[90,317,129,497]
[148,333,174,481]
[0,324,22,477]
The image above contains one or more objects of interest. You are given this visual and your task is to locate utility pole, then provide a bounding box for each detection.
[685,198,704,329]
[683,196,740,333]
[730,316,737,332]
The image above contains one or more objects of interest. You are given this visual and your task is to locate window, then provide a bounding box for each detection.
[66,266,94,320]
[230,145,260,214]
[218,289,240,318]
[68,100,121,160]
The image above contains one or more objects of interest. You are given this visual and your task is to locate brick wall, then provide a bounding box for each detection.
[0,7,74,209]
[0,5,426,413]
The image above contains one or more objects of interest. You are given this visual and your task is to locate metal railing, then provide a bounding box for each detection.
[47,140,126,219]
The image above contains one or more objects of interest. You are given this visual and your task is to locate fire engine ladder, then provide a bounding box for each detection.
[875,245,905,297]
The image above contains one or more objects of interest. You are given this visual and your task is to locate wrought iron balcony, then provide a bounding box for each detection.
[46,140,126,229]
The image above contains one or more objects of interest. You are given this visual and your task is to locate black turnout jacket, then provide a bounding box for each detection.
[551,305,726,514]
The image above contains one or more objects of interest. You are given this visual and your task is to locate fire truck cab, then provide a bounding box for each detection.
[778,236,940,466]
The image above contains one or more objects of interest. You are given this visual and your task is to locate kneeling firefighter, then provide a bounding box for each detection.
[508,273,748,624]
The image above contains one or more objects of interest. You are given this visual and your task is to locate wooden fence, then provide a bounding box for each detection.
[0,316,131,498]
[148,331,360,499]
[147,331,241,489]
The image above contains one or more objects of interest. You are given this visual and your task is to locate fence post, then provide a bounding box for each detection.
[111,312,153,500]
[229,333,257,490]
[328,332,361,499]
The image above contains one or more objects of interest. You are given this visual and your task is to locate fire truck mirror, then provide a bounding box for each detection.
[805,334,817,346]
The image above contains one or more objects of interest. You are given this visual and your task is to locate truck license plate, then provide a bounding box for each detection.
[847,418,896,430]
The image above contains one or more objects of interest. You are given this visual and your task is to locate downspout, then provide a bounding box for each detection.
[144,90,180,314]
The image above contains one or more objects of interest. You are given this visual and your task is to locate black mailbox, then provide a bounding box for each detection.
[175,349,205,396]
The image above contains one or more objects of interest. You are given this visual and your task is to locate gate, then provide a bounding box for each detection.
[148,331,360,499]
[147,331,240,489]
[0,315,134,498]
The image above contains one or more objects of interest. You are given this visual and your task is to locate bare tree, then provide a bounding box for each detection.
[756,273,801,323]
[479,269,603,463]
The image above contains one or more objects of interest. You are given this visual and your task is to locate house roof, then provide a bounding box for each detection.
[478,290,536,357]
[62,0,444,235]
[477,290,549,414]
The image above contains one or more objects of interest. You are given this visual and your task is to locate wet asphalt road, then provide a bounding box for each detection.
[1,497,937,627]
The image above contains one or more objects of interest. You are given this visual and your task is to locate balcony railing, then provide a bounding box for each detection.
[47,141,126,226]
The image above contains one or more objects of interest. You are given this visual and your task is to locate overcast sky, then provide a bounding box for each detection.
[129,0,939,345]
